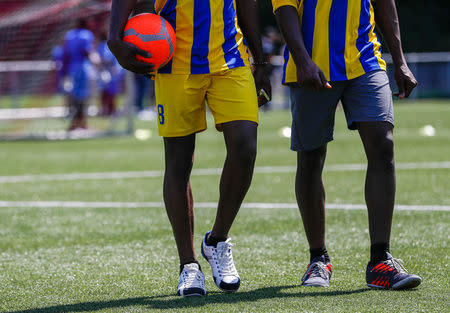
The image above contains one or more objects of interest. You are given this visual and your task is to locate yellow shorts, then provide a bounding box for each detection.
[154,66,258,137]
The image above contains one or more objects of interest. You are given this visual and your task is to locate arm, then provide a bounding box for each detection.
[107,0,154,74]
[274,5,330,90]
[235,0,272,106]
[372,0,417,98]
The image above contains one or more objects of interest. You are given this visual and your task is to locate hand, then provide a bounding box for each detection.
[297,60,332,91]
[253,65,272,107]
[107,39,155,74]
[393,64,417,98]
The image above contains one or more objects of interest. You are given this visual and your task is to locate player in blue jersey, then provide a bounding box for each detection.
[108,0,271,296]
[98,32,125,116]
[62,18,96,130]
[273,0,421,289]
[51,45,65,94]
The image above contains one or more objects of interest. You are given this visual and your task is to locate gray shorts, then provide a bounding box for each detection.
[290,70,394,151]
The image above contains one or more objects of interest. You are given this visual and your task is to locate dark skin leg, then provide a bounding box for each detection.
[356,121,395,245]
[210,120,258,239]
[163,134,196,266]
[295,146,327,250]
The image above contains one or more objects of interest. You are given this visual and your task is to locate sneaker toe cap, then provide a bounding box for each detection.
[178,287,206,296]
[219,276,240,292]
[302,277,329,287]
[392,274,422,290]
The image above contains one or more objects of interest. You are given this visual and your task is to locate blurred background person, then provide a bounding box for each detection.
[97,32,125,116]
[61,18,98,130]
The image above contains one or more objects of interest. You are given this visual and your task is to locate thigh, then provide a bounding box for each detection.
[289,84,344,151]
[206,67,258,131]
[341,70,394,130]
[163,134,196,169]
[155,73,209,137]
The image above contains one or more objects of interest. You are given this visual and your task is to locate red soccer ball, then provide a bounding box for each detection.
[123,13,176,70]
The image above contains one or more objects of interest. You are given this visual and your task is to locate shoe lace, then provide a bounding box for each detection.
[303,262,328,280]
[181,266,204,288]
[387,258,408,274]
[216,239,238,276]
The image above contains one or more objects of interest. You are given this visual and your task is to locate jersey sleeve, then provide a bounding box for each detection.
[272,0,300,13]
[153,0,168,14]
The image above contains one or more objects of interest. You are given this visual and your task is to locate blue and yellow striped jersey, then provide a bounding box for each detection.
[272,0,387,83]
[153,0,250,74]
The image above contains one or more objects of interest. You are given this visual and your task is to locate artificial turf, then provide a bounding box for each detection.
[0,100,449,312]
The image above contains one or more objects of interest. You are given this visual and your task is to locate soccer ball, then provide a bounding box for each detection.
[123,13,176,70]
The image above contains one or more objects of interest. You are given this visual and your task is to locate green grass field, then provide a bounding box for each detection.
[0,100,449,312]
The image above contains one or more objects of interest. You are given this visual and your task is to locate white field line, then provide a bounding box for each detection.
[0,201,448,211]
[0,161,449,184]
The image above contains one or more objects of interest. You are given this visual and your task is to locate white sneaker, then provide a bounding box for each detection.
[177,263,206,297]
[201,231,240,292]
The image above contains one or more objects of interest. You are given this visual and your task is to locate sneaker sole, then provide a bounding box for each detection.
[367,276,422,290]
[392,276,422,290]
[177,290,206,297]
[182,293,206,297]
[201,242,240,293]
[177,292,206,297]
[302,282,329,287]
[367,283,388,290]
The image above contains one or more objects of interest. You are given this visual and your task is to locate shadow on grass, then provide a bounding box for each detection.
[6,285,371,312]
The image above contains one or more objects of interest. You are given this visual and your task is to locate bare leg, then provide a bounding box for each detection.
[357,122,395,247]
[163,134,196,266]
[210,120,257,239]
[295,146,327,251]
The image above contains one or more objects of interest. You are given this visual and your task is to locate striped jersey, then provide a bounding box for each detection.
[153,0,250,74]
[272,0,387,83]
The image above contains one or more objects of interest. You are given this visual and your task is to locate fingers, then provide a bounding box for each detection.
[301,72,330,91]
[121,41,152,59]
[263,78,272,99]
[397,78,417,99]
[257,95,267,107]
[395,67,418,99]
[257,87,271,107]
[404,78,418,98]
[397,81,406,98]
[121,58,154,74]
[319,71,332,89]
[133,46,152,59]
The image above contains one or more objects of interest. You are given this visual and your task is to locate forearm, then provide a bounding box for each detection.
[274,6,311,67]
[109,0,138,40]
[235,0,264,63]
[372,0,406,68]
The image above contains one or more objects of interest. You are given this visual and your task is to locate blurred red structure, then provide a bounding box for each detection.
[0,0,112,95]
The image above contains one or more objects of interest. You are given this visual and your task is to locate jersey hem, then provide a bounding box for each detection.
[282,66,386,85]
[158,64,250,75]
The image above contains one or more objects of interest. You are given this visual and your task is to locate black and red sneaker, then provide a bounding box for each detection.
[366,253,422,290]
[301,255,333,287]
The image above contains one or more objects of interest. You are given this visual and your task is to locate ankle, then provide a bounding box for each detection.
[206,233,227,247]
[369,242,390,266]
[310,246,330,263]
[180,260,201,274]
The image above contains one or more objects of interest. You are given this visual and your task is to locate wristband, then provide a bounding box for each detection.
[252,61,269,66]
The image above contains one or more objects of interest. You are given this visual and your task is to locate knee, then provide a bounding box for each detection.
[228,135,257,164]
[367,133,394,169]
[298,146,327,170]
[165,154,193,184]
